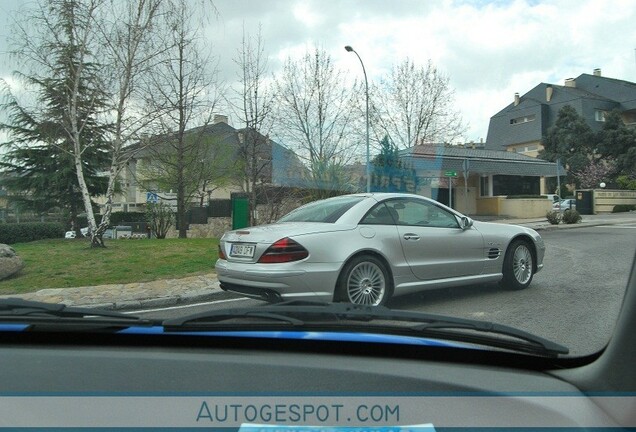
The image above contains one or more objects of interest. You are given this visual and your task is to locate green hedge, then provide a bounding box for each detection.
[0,222,66,244]
[73,212,146,230]
[612,204,636,213]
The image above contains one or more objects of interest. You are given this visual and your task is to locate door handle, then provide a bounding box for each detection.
[403,233,420,241]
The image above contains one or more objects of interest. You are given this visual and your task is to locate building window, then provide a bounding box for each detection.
[595,110,607,122]
[480,176,490,197]
[492,175,540,196]
[510,114,536,125]
[511,144,538,154]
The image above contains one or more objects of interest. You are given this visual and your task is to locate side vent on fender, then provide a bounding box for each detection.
[487,248,501,259]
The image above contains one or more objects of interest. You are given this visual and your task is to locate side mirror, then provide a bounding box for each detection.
[460,216,473,230]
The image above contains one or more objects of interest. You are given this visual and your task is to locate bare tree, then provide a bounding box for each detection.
[2,0,123,248]
[372,58,466,149]
[141,0,223,238]
[273,47,360,198]
[7,0,168,247]
[231,25,275,225]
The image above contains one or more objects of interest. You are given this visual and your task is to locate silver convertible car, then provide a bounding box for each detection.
[216,193,545,305]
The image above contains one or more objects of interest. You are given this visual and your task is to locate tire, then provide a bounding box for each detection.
[335,255,393,306]
[501,239,535,290]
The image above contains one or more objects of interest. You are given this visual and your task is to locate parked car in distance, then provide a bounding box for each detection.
[543,194,560,203]
[216,193,545,305]
[64,227,89,239]
[553,198,576,211]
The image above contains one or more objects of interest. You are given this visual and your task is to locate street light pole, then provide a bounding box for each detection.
[345,45,370,193]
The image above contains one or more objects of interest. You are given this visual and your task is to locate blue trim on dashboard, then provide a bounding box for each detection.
[0,324,29,332]
[0,322,464,348]
[116,326,463,347]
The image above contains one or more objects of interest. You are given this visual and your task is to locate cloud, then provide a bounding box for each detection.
[208,0,636,141]
[2,0,635,142]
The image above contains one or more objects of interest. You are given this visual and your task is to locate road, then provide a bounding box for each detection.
[133,223,636,357]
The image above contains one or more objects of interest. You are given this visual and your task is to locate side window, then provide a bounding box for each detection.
[391,199,460,229]
[360,203,398,225]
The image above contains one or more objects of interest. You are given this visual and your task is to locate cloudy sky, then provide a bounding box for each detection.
[2,0,636,142]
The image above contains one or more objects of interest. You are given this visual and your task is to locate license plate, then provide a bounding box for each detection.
[230,243,255,258]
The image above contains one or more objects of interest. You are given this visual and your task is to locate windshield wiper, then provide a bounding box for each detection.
[0,298,154,330]
[163,301,569,357]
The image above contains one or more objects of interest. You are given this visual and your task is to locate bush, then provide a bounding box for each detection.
[0,222,66,244]
[616,175,636,191]
[562,209,582,224]
[546,210,562,225]
[612,204,636,213]
[145,203,174,239]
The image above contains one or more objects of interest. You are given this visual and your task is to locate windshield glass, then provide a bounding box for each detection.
[278,196,364,223]
[0,0,635,361]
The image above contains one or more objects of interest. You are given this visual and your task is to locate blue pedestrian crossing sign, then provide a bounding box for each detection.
[146,192,159,203]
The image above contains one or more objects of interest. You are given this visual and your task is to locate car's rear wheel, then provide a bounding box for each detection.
[336,255,393,306]
[501,239,534,290]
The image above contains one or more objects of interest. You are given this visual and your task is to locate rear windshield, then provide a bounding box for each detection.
[278,196,365,223]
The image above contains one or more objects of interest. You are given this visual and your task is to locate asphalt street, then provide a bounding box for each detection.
[133,222,636,357]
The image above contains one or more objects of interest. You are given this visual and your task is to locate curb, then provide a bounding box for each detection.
[83,288,237,311]
[5,214,633,311]
[528,220,633,231]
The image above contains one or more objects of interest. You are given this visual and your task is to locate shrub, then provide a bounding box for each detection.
[0,222,66,244]
[616,175,636,191]
[562,209,582,224]
[146,202,174,239]
[546,210,562,225]
[612,204,636,213]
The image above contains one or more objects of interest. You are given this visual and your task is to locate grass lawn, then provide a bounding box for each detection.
[0,237,218,295]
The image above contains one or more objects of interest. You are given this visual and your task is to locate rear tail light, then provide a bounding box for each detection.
[218,244,227,260]
[258,238,309,263]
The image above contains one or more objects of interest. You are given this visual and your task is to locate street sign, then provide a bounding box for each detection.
[146,192,159,203]
[444,170,457,177]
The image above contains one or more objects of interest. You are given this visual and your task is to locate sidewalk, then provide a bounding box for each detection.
[479,210,636,231]
[1,273,228,311]
[3,211,635,310]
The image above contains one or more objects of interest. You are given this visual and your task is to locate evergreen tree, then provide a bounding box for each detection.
[371,135,417,193]
[539,105,594,187]
[0,0,110,232]
[596,110,636,178]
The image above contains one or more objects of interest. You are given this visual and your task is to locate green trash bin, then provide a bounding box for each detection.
[231,194,250,230]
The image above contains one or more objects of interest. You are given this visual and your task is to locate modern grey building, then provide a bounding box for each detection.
[397,144,560,215]
[485,70,636,156]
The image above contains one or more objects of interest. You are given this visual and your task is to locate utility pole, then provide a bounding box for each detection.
[463,158,470,213]
[556,157,562,199]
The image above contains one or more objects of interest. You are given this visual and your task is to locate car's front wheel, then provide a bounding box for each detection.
[501,239,535,290]
[335,255,393,306]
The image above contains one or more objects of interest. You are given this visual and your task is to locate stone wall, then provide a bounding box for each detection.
[476,196,552,218]
[166,217,231,239]
[592,189,636,213]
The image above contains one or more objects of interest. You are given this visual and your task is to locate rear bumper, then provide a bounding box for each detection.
[215,259,339,302]
[219,283,284,302]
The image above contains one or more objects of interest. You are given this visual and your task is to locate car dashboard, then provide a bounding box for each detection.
[0,326,634,430]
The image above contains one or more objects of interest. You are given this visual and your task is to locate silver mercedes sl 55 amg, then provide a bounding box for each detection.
[216,193,545,305]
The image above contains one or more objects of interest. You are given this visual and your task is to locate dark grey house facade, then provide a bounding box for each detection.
[485,70,636,155]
